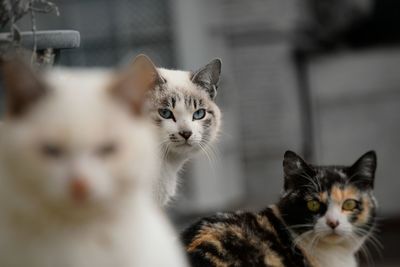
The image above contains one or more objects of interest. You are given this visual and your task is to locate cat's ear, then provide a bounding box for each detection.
[0,59,47,118]
[349,151,377,189]
[110,54,162,115]
[283,150,314,191]
[191,58,221,100]
[132,54,165,86]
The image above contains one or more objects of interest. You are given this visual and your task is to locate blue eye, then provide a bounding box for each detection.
[158,108,174,119]
[193,109,206,120]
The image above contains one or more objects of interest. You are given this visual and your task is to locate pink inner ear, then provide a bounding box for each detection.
[109,63,158,116]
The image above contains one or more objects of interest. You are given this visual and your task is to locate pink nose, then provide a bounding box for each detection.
[179,131,192,140]
[326,219,339,229]
[70,178,88,202]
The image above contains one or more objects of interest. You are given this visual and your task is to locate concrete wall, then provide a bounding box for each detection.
[310,48,400,215]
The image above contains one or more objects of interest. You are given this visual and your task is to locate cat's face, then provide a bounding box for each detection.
[0,60,158,212]
[278,151,377,248]
[143,58,221,156]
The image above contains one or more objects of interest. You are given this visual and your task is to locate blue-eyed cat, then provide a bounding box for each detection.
[182,150,378,267]
[131,55,222,206]
[0,58,188,267]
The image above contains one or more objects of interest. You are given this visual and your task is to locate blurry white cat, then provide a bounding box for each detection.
[0,58,188,267]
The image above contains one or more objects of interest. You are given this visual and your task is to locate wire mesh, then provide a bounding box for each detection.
[14,0,175,67]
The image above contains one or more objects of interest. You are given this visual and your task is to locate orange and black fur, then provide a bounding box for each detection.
[182,151,378,267]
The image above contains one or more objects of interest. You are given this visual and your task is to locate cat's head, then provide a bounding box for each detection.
[0,59,159,213]
[131,55,222,156]
[278,150,377,249]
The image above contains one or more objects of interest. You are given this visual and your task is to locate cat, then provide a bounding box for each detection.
[182,150,378,267]
[131,55,222,206]
[0,57,188,267]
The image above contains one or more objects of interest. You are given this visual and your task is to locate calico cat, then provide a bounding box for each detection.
[131,55,222,206]
[182,150,378,267]
[0,58,188,267]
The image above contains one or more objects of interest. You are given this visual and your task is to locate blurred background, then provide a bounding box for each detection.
[2,0,400,266]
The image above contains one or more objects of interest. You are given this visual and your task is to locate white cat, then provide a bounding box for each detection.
[131,55,222,206]
[0,58,188,267]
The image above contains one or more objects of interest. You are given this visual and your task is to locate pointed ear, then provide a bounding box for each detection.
[283,151,312,176]
[191,58,221,100]
[349,151,377,189]
[0,59,47,118]
[110,54,162,115]
[283,150,315,191]
[132,54,165,85]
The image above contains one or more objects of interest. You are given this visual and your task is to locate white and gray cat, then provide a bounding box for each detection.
[131,55,222,206]
[0,58,188,267]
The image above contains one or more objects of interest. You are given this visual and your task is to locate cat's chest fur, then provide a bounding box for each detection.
[0,193,184,267]
[157,154,188,205]
[0,218,126,266]
[310,245,357,267]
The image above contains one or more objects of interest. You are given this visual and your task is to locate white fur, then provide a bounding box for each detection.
[300,201,365,267]
[158,68,195,90]
[312,244,358,267]
[151,68,221,206]
[0,68,188,267]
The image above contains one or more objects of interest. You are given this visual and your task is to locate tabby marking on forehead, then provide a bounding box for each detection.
[330,185,359,203]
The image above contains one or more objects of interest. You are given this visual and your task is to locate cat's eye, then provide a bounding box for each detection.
[158,108,174,120]
[342,199,358,211]
[307,200,321,212]
[97,142,117,157]
[40,144,64,158]
[193,109,206,120]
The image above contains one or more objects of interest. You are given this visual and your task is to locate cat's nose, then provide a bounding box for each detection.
[179,131,192,140]
[326,219,340,229]
[70,178,88,202]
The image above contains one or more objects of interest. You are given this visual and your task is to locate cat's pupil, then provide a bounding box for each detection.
[307,200,321,212]
[342,199,358,211]
[97,142,117,158]
[40,144,64,158]
[158,108,174,120]
[193,109,206,120]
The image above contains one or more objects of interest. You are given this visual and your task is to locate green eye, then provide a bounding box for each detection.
[158,108,174,119]
[193,109,206,120]
[342,199,358,211]
[307,200,321,212]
